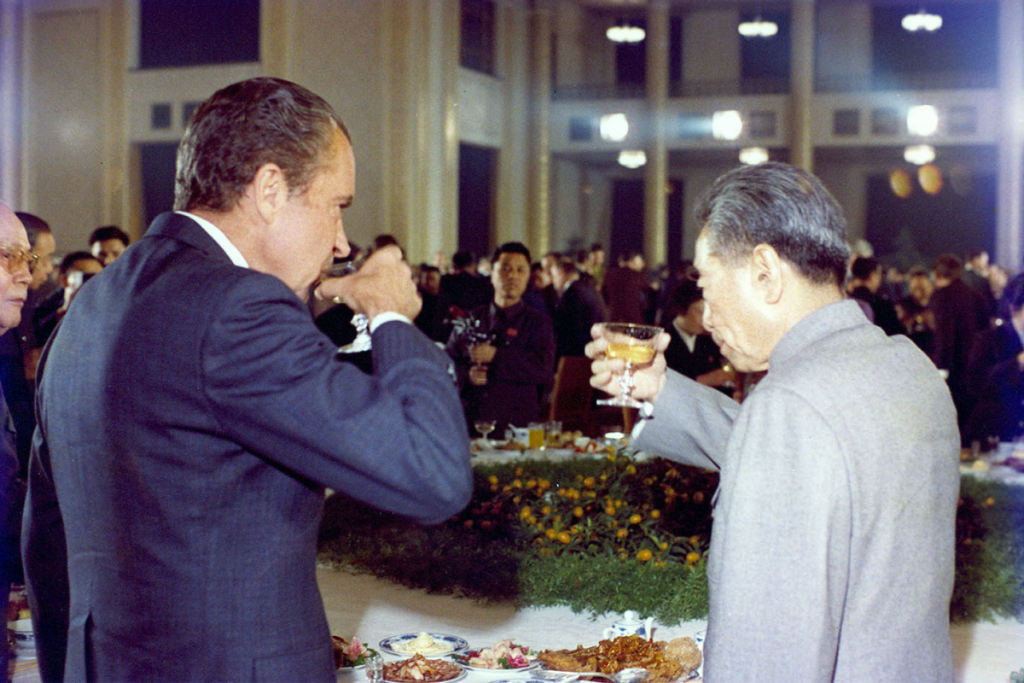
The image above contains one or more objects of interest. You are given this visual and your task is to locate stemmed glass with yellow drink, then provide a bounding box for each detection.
[596,323,663,409]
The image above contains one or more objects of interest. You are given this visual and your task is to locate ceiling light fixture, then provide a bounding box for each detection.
[738,16,778,38]
[907,105,939,136]
[902,8,942,32]
[712,110,743,141]
[600,114,630,142]
[617,150,647,169]
[904,144,936,165]
[739,147,770,165]
[606,24,645,43]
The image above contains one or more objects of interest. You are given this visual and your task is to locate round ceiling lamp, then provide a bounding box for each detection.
[617,150,647,169]
[606,24,645,43]
[738,17,778,38]
[739,147,769,165]
[904,144,936,166]
[890,169,913,199]
[600,114,629,142]
[902,8,942,32]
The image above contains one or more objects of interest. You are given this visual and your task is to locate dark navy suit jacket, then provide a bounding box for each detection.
[22,213,473,682]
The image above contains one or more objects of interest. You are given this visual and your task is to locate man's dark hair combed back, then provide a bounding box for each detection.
[88,225,130,246]
[932,253,963,280]
[491,242,532,265]
[174,77,348,212]
[850,256,880,281]
[15,212,51,249]
[695,162,850,285]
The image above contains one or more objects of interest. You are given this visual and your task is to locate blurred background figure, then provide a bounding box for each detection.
[601,251,650,324]
[549,255,605,359]
[663,279,736,396]
[848,256,904,336]
[33,251,104,348]
[896,267,936,355]
[436,249,493,342]
[414,264,442,339]
[930,253,989,437]
[88,225,130,267]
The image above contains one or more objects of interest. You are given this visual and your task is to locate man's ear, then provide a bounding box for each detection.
[750,243,784,305]
[250,163,289,224]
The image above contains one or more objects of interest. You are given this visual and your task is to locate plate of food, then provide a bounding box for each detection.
[379,632,469,658]
[383,654,466,683]
[332,636,377,671]
[536,634,702,683]
[451,639,537,672]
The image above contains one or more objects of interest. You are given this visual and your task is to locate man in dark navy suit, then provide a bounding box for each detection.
[22,78,472,682]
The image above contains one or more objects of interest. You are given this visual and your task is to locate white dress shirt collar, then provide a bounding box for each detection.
[176,211,249,268]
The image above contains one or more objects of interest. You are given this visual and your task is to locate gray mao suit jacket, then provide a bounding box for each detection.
[635,300,960,682]
[22,212,473,682]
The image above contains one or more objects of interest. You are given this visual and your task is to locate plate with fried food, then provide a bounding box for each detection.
[535,634,702,683]
[383,654,466,683]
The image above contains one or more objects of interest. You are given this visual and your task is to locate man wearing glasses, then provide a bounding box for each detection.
[22,78,472,682]
[0,202,32,683]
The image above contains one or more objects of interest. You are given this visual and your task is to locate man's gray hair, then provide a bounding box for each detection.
[695,162,850,285]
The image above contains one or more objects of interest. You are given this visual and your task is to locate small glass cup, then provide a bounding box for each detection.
[364,650,383,683]
[546,420,562,447]
[528,422,546,450]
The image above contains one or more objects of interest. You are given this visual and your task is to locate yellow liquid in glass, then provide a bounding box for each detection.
[606,343,655,364]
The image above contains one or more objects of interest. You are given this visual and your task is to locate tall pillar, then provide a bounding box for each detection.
[529,1,552,256]
[495,2,530,246]
[644,0,669,267]
[0,0,21,204]
[414,0,460,262]
[789,0,815,172]
[996,0,1024,271]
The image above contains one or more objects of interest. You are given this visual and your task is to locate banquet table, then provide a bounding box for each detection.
[10,566,1023,683]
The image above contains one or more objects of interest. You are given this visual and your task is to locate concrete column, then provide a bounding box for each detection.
[0,0,21,204]
[529,1,552,256]
[495,2,530,246]
[644,0,668,267]
[996,0,1024,270]
[417,0,460,261]
[790,0,815,172]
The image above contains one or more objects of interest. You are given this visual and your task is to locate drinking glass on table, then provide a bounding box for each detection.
[323,259,371,354]
[364,650,383,683]
[596,323,663,409]
[474,419,497,445]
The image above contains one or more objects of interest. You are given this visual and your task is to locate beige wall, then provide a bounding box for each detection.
[24,6,105,248]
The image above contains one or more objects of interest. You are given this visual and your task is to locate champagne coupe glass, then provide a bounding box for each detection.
[596,323,663,409]
[473,419,497,446]
[325,259,371,354]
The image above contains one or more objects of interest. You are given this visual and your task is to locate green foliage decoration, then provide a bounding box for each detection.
[318,448,1023,626]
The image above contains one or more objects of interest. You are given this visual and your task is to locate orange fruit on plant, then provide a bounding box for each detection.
[686,551,701,564]
[629,513,642,524]
[636,549,653,562]
[558,531,572,544]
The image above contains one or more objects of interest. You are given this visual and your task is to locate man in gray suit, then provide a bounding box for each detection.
[589,163,959,682]
[23,78,473,682]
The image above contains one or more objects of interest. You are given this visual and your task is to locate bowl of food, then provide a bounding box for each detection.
[8,618,35,656]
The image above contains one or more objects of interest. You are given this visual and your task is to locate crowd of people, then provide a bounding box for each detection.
[0,74,1013,682]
